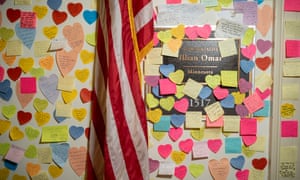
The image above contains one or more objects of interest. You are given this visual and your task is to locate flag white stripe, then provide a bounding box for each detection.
[134,2,153,32]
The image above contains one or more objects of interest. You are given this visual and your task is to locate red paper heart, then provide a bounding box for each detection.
[52,10,67,25]
[80,88,92,103]
[255,56,272,71]
[7,67,22,81]
[252,158,267,170]
[6,8,21,23]
[67,3,83,17]
[17,110,32,125]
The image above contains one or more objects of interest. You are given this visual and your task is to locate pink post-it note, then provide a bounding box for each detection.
[159,78,176,95]
[240,118,257,136]
[206,115,224,128]
[243,92,264,113]
[192,141,209,158]
[20,11,37,28]
[286,40,300,58]
[284,0,300,12]
[20,77,37,94]
[281,120,298,137]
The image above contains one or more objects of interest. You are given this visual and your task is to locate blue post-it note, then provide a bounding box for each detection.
[254,100,270,117]
[153,115,171,132]
[225,137,242,153]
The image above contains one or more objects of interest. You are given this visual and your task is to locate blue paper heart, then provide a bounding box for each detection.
[199,86,212,99]
[47,0,62,10]
[240,59,254,74]
[221,94,235,108]
[170,114,185,128]
[230,155,245,170]
[69,126,84,140]
[159,64,175,77]
[4,160,18,171]
[15,23,36,49]
[53,110,67,123]
[83,10,98,25]
[50,143,70,167]
[0,79,10,92]
[152,86,162,98]
[254,0,264,5]
[0,79,12,101]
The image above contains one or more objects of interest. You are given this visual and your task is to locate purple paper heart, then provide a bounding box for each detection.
[235,104,249,117]
[38,74,59,104]
[149,158,160,173]
[238,78,252,93]
[256,39,272,54]
[144,76,160,87]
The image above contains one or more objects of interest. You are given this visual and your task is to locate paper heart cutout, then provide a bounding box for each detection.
[168,127,183,142]
[7,67,22,81]
[33,98,48,112]
[2,105,16,119]
[0,27,14,41]
[33,5,48,19]
[230,155,245,170]
[158,144,172,159]
[213,86,229,100]
[257,39,272,54]
[235,104,249,117]
[80,49,94,64]
[153,32,159,46]
[239,78,252,93]
[255,56,272,71]
[19,57,34,73]
[67,2,83,17]
[39,55,54,70]
[85,32,96,46]
[0,0,5,5]
[62,89,77,104]
[174,98,189,113]
[2,53,16,66]
[72,108,87,121]
[51,143,70,167]
[240,59,255,74]
[255,0,264,4]
[236,169,250,180]
[15,22,36,49]
[208,158,230,180]
[175,165,187,179]
[47,0,62,10]
[171,24,185,39]
[0,79,12,101]
[189,163,205,178]
[149,158,160,173]
[199,86,212,99]
[0,66,4,81]
[219,0,232,6]
[197,24,211,39]
[24,144,37,159]
[12,174,27,180]
[144,76,160,87]
[85,128,89,139]
[52,10,67,25]
[169,70,184,84]
[147,108,162,123]
[0,119,11,135]
[190,129,204,141]
[220,94,235,108]
[207,139,222,153]
[69,146,87,176]
[242,135,257,146]
[30,68,44,79]
[10,126,24,141]
[0,143,10,156]
[179,138,193,154]
[26,162,41,177]
[34,112,51,126]
[17,110,32,125]
[185,26,198,40]
[171,150,186,164]
[167,38,182,52]
[241,44,256,59]
[43,26,58,39]
[171,114,185,128]
[69,126,84,140]
[231,91,245,105]
[151,128,166,141]
[242,145,255,158]
[160,96,175,111]
[255,88,271,100]
[257,5,273,36]
[159,64,175,77]
[80,88,92,103]
[205,74,221,89]
[39,74,59,104]
[53,110,67,123]
[15,80,35,108]
[25,126,40,140]
[63,22,84,51]
[157,30,172,43]
[175,85,185,99]
[83,10,98,24]
[56,49,79,76]
[0,39,6,52]
[48,164,63,178]
[146,93,159,109]
[252,158,267,170]
[6,8,21,23]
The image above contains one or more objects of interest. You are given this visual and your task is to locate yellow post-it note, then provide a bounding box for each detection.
[185,111,204,128]
[34,40,50,57]
[147,48,162,64]
[221,70,238,87]
[41,125,68,143]
[37,147,52,163]
[283,59,300,76]
[57,75,75,91]
[218,39,237,57]
[285,21,300,39]
[255,72,273,92]
[280,146,297,162]
[161,43,179,58]
[204,128,222,139]
[6,40,23,56]
[14,0,32,5]
[223,115,240,132]
[249,136,266,152]
[282,84,299,100]
[204,102,224,122]
[144,60,160,76]
[183,78,203,99]
[55,101,72,117]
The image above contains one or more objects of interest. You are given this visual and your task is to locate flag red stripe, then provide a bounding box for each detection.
[136,20,154,58]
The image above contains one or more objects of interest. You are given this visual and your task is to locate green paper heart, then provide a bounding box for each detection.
[25,126,40,140]
[2,105,17,119]
[30,68,45,79]
[33,98,48,112]
[0,143,10,156]
[25,144,37,159]
[189,163,205,178]
[85,32,96,46]
[0,27,15,41]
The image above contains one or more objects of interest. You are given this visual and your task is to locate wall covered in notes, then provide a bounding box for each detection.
[0,0,97,179]
[146,0,276,179]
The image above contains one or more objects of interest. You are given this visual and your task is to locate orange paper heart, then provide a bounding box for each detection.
[26,162,41,177]
[208,158,230,180]
[39,55,54,70]
[2,52,16,66]
[257,5,273,36]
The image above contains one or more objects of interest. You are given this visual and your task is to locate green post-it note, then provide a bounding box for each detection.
[41,125,68,143]
[221,70,238,88]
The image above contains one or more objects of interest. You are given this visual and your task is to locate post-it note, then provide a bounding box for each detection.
[240,118,257,136]
[223,116,240,132]
[183,78,203,99]
[218,39,237,57]
[281,120,298,137]
[153,116,171,132]
[286,40,300,58]
[225,137,241,153]
[37,147,52,163]
[5,144,25,163]
[41,125,69,142]
[185,111,204,129]
[20,77,37,94]
[204,102,224,122]
[221,70,238,87]
[193,141,209,159]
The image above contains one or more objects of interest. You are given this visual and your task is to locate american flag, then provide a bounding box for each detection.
[86,0,154,179]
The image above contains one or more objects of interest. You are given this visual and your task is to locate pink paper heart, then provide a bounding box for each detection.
[174,165,187,180]
[185,26,198,40]
[56,49,78,77]
[144,76,160,87]
[196,24,211,39]
[15,80,35,108]
[207,139,222,153]
[168,127,183,142]
[242,136,257,146]
[255,88,271,100]
[179,138,193,154]
[158,144,172,159]
[174,98,189,113]
[241,44,256,59]
[0,66,4,81]
[236,169,250,180]
[153,32,159,46]
[257,39,272,54]
[149,158,159,173]
[238,78,252,93]
[213,86,229,100]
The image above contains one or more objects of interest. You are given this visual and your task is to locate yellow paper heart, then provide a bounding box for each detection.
[167,38,182,53]
[171,24,185,39]
[171,150,186,164]
[39,55,54,70]
[80,49,95,64]
[190,129,204,141]
[157,30,172,43]
[62,89,78,104]
[151,128,166,141]
[188,0,199,3]
[146,93,159,109]
[10,126,24,141]
[0,39,6,52]
[12,174,27,180]
[43,26,58,39]
[33,5,48,19]
[0,168,10,180]
[72,108,87,121]
[0,119,11,135]
[231,91,245,105]
[205,74,221,89]
[75,69,90,83]
[33,98,48,112]
[34,112,50,126]
[48,164,63,178]
[147,108,162,123]
[85,33,96,46]
[159,96,175,111]
[169,70,184,84]
[175,85,185,99]
[19,57,34,73]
